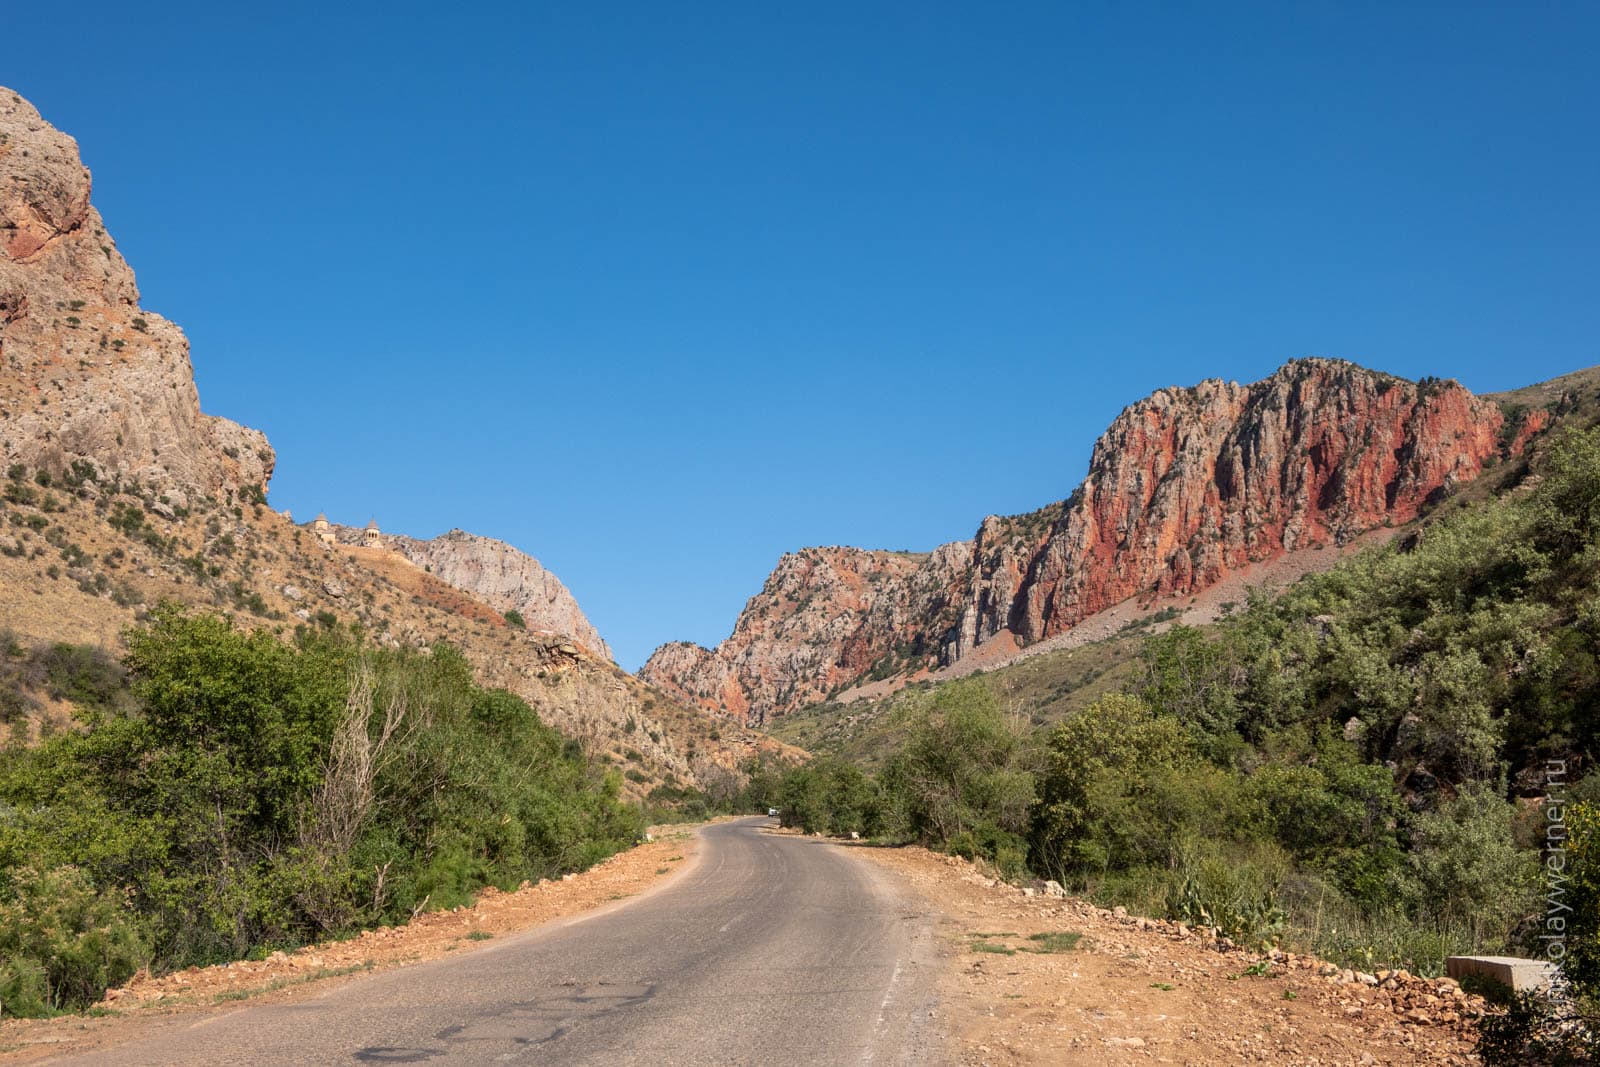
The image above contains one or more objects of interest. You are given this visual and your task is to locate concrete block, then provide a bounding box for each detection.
[1445,955,1558,992]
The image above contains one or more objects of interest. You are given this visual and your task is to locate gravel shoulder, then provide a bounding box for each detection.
[849,843,1484,1066]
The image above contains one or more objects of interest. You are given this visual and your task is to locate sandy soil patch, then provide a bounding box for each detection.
[852,843,1482,1066]
[0,822,711,1063]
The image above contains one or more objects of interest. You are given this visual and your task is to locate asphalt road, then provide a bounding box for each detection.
[56,818,939,1066]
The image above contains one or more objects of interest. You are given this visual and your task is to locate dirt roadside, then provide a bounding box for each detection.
[851,843,1484,1066]
[0,822,710,1063]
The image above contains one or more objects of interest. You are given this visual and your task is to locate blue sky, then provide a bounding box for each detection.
[8,2,1597,668]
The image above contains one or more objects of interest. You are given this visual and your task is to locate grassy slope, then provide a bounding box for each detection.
[770,630,1147,766]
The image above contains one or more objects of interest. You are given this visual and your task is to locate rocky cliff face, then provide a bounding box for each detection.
[375,528,612,660]
[642,359,1549,722]
[643,546,969,721]
[0,88,271,501]
[0,86,792,795]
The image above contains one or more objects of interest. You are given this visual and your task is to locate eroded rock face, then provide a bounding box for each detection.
[643,359,1546,722]
[643,545,972,723]
[382,529,613,661]
[0,88,270,499]
[1000,361,1518,644]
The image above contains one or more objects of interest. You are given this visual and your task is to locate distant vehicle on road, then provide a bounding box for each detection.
[767,808,779,818]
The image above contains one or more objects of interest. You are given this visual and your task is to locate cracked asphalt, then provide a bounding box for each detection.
[53,818,940,1066]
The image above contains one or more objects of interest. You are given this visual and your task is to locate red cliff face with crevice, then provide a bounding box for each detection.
[1006,361,1512,643]
[642,360,1549,722]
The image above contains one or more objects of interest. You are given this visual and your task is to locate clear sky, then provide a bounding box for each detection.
[8,2,1597,668]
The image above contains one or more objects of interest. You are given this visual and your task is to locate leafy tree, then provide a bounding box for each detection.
[0,608,642,1012]
[1407,783,1539,942]
[1031,693,1192,879]
[883,680,1035,874]
[1564,801,1600,990]
[1139,626,1241,758]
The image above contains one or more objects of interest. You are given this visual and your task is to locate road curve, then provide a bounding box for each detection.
[55,818,940,1066]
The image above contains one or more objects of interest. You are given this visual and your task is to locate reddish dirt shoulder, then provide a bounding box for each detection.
[850,844,1483,1067]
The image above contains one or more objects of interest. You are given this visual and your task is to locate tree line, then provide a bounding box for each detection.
[0,607,642,1016]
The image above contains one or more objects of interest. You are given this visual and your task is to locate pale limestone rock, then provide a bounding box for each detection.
[327,524,612,661]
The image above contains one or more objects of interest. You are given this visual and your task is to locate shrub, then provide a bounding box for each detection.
[0,608,642,1010]
[1408,784,1539,944]
[1031,693,1193,880]
[1561,802,1600,990]
[881,679,1035,859]
[0,866,148,1016]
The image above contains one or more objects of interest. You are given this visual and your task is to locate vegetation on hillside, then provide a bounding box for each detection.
[0,607,642,1017]
[772,426,1600,1061]
[768,632,1145,766]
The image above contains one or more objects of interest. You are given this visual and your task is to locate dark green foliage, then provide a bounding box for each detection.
[1201,426,1600,781]
[1566,803,1600,990]
[37,643,126,710]
[1032,692,1198,876]
[3,480,38,506]
[0,866,148,1017]
[768,427,1600,984]
[737,755,785,815]
[503,609,526,630]
[1478,989,1599,1066]
[0,606,641,1014]
[0,636,130,725]
[773,680,1036,878]
[883,681,1035,873]
[779,758,882,837]
[1475,800,1600,1064]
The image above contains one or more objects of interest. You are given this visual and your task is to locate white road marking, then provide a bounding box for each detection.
[861,959,904,1064]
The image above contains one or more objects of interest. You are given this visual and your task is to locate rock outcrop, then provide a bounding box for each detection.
[0,88,270,501]
[0,86,792,795]
[642,359,1550,722]
[380,529,613,661]
[643,545,968,720]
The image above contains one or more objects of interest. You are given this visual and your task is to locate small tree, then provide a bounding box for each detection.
[882,680,1035,876]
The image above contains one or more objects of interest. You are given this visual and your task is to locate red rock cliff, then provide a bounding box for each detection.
[642,359,1546,722]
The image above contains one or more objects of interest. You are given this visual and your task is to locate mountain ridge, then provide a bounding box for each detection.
[641,358,1556,722]
[319,522,613,661]
[0,85,790,793]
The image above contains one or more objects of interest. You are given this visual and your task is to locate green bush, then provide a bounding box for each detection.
[779,758,881,837]
[0,607,642,1012]
[881,679,1035,857]
[1408,784,1539,943]
[0,866,147,1017]
[772,680,1034,873]
[1031,693,1193,880]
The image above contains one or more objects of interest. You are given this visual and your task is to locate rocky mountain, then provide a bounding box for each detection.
[327,525,612,660]
[0,89,271,502]
[0,86,792,793]
[642,359,1552,722]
